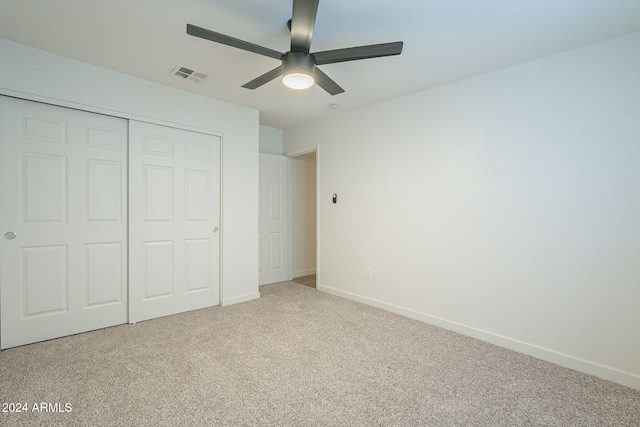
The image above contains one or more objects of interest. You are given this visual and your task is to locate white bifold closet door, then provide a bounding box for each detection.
[128,121,220,323]
[0,96,128,349]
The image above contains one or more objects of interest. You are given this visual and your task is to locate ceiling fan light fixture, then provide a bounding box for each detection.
[283,71,314,90]
[281,51,316,90]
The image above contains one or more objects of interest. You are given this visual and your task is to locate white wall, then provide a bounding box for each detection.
[284,31,640,390]
[291,157,316,277]
[0,38,260,305]
[259,125,283,155]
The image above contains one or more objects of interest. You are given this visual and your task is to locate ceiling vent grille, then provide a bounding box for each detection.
[171,65,208,83]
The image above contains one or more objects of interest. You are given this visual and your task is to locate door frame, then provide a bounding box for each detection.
[285,143,320,287]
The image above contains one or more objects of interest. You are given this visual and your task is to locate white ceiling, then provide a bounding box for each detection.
[1,0,640,129]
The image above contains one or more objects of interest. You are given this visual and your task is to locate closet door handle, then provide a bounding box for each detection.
[4,231,16,240]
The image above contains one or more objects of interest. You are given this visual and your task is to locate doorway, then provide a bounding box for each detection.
[288,147,317,289]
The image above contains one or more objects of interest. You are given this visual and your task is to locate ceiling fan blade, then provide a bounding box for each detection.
[187,24,283,60]
[241,66,283,90]
[313,67,344,96]
[313,41,404,65]
[290,0,319,53]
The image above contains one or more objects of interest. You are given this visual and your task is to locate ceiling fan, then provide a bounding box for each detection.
[186,0,403,95]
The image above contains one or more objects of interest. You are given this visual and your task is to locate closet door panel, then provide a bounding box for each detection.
[129,121,220,323]
[0,96,128,349]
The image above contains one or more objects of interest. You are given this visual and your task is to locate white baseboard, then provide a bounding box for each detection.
[220,291,260,307]
[317,284,640,391]
[292,268,316,278]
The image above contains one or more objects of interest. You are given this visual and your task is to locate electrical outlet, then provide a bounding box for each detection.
[365,267,372,279]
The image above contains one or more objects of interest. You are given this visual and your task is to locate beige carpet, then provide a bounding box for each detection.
[1,281,639,426]
[292,274,316,288]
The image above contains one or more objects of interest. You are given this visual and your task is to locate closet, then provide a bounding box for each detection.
[0,96,220,349]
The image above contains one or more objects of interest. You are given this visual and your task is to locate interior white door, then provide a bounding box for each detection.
[0,96,128,349]
[258,153,288,285]
[129,121,220,323]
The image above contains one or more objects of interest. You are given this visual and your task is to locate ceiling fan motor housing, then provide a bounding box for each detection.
[282,51,316,77]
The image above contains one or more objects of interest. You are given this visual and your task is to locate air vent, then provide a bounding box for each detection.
[171,65,208,83]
